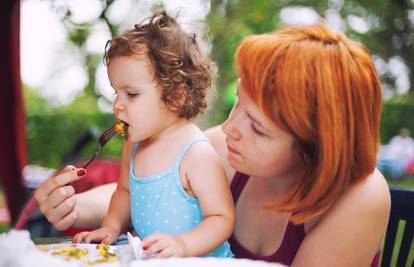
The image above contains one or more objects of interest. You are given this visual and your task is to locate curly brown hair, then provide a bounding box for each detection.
[104,11,217,119]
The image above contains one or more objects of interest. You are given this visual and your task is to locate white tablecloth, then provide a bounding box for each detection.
[0,230,285,267]
[131,258,283,267]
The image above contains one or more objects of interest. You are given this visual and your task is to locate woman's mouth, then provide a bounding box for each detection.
[227,145,240,155]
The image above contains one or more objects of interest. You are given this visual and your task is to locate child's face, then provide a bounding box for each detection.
[109,55,179,142]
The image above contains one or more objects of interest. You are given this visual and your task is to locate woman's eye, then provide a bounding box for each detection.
[251,124,265,136]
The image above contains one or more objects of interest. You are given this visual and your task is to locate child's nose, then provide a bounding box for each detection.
[113,96,125,113]
[113,99,125,117]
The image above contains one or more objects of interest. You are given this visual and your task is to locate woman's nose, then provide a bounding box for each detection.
[222,108,242,141]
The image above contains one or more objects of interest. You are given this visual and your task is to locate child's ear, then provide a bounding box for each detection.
[161,83,187,114]
[176,83,188,107]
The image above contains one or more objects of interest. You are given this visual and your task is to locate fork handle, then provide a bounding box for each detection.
[83,152,98,169]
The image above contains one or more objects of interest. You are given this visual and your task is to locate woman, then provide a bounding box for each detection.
[35,24,390,266]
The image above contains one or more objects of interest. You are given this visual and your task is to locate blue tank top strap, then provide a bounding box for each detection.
[176,136,210,166]
[129,143,140,170]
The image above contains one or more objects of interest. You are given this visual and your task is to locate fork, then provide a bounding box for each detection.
[83,126,118,169]
[14,125,120,230]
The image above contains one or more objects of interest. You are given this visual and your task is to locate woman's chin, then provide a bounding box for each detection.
[227,154,243,170]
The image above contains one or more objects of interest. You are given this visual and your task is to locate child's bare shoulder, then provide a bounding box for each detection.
[181,135,223,175]
[188,137,218,158]
[178,124,218,162]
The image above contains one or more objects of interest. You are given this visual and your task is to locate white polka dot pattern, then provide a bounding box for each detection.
[129,138,233,258]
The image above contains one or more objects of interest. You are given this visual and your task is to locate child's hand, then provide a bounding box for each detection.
[72,226,119,245]
[142,233,187,258]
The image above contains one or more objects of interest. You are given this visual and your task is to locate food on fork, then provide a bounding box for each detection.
[114,121,128,138]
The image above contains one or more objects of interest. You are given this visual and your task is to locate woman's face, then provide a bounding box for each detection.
[222,79,300,179]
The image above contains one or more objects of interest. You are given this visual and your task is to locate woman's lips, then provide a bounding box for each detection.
[227,145,241,155]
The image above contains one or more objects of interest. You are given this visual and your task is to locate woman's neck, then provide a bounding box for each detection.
[249,169,299,198]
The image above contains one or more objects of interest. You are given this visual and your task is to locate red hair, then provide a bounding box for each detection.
[235,24,382,223]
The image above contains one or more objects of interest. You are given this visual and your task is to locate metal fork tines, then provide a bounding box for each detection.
[83,126,118,169]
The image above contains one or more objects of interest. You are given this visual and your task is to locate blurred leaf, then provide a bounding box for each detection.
[23,85,48,114]
[26,111,122,169]
[68,24,91,47]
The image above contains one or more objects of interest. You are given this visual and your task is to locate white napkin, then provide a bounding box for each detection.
[0,230,76,267]
[127,232,143,260]
[113,232,143,266]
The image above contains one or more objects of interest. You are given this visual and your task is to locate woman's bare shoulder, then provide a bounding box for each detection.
[343,169,390,211]
[204,125,236,183]
[296,170,391,266]
[306,169,390,230]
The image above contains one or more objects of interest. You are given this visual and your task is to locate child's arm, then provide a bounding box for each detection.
[73,142,132,244]
[142,141,235,257]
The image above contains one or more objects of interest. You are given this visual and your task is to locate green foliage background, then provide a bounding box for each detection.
[26,112,124,169]
[207,0,414,125]
[24,86,123,169]
[23,0,414,170]
[25,86,414,169]
[381,100,414,143]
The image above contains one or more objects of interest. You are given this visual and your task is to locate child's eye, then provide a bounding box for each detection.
[127,92,139,97]
[251,124,265,136]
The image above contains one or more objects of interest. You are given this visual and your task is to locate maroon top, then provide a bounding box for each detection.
[229,172,380,266]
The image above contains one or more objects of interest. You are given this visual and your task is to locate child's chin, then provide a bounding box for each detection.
[127,135,140,143]
[127,136,135,142]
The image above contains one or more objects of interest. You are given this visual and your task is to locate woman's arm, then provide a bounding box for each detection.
[99,142,132,234]
[293,170,391,267]
[72,142,133,244]
[74,183,116,229]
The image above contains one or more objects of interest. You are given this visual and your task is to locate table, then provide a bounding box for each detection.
[1,230,285,267]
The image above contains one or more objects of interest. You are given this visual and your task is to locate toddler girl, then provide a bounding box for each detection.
[73,11,235,258]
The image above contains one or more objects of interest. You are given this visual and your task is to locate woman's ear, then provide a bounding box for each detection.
[292,140,311,164]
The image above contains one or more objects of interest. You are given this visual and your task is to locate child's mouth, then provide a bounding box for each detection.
[114,121,129,137]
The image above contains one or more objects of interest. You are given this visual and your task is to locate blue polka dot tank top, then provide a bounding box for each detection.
[129,136,233,258]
